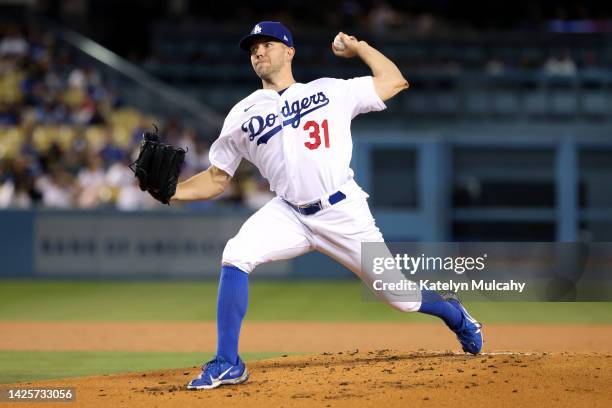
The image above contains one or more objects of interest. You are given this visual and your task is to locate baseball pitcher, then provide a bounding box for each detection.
[166,21,482,390]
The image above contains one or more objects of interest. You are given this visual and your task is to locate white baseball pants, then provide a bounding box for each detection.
[222,179,421,312]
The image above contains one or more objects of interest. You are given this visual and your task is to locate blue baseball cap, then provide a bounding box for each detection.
[239,21,294,51]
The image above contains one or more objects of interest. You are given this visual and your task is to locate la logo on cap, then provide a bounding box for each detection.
[252,25,262,34]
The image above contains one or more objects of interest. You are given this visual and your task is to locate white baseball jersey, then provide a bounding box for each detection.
[209,76,386,204]
[213,75,421,310]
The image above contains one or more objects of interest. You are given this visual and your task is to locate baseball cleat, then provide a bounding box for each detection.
[442,292,483,355]
[187,356,249,390]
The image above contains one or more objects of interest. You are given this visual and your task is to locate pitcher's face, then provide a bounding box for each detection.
[249,37,293,80]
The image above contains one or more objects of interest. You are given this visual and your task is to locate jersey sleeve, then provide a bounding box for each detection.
[209,118,242,177]
[337,76,387,119]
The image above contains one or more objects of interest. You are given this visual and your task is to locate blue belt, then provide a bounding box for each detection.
[284,191,347,215]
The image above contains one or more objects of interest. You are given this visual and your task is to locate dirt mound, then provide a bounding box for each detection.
[8,350,611,408]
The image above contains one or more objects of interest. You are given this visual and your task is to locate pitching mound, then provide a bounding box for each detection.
[8,350,611,408]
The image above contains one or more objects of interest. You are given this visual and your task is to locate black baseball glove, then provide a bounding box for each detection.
[129,126,186,205]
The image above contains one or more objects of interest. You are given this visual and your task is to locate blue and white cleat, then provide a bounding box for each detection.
[443,292,483,355]
[187,356,249,390]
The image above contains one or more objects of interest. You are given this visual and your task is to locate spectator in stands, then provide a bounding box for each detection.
[0,101,19,125]
[543,50,577,76]
[115,177,155,211]
[130,117,154,148]
[98,128,124,165]
[106,156,153,211]
[161,116,182,145]
[70,93,106,125]
[19,131,42,171]
[1,156,42,208]
[35,94,68,124]
[178,127,197,158]
[0,163,15,208]
[68,65,102,92]
[61,143,83,177]
[26,27,52,62]
[178,127,202,176]
[192,139,211,172]
[0,25,28,58]
[76,154,106,208]
[40,142,63,175]
[0,178,20,208]
[35,164,76,208]
[20,65,46,109]
[485,58,506,75]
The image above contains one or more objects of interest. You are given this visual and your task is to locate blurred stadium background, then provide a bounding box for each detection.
[1,0,612,279]
[1,0,612,386]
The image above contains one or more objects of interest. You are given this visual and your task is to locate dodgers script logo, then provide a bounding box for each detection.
[241,92,329,145]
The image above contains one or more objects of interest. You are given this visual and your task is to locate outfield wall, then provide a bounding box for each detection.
[0,209,351,279]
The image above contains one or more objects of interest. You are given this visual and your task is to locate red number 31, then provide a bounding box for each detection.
[303,119,330,150]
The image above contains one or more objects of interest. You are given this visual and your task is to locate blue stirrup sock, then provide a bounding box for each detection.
[418,290,463,330]
[216,265,249,365]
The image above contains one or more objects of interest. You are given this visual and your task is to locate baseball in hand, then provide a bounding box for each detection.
[333,34,345,51]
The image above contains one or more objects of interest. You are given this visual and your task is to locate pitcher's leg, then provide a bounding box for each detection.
[222,197,314,273]
[219,198,312,358]
[216,265,249,365]
[309,193,482,354]
[188,198,313,390]
[309,193,423,311]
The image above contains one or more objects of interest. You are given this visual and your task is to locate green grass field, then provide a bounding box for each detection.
[0,280,611,384]
[0,280,611,323]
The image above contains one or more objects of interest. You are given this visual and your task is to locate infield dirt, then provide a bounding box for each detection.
[1,322,611,407]
[4,350,611,408]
